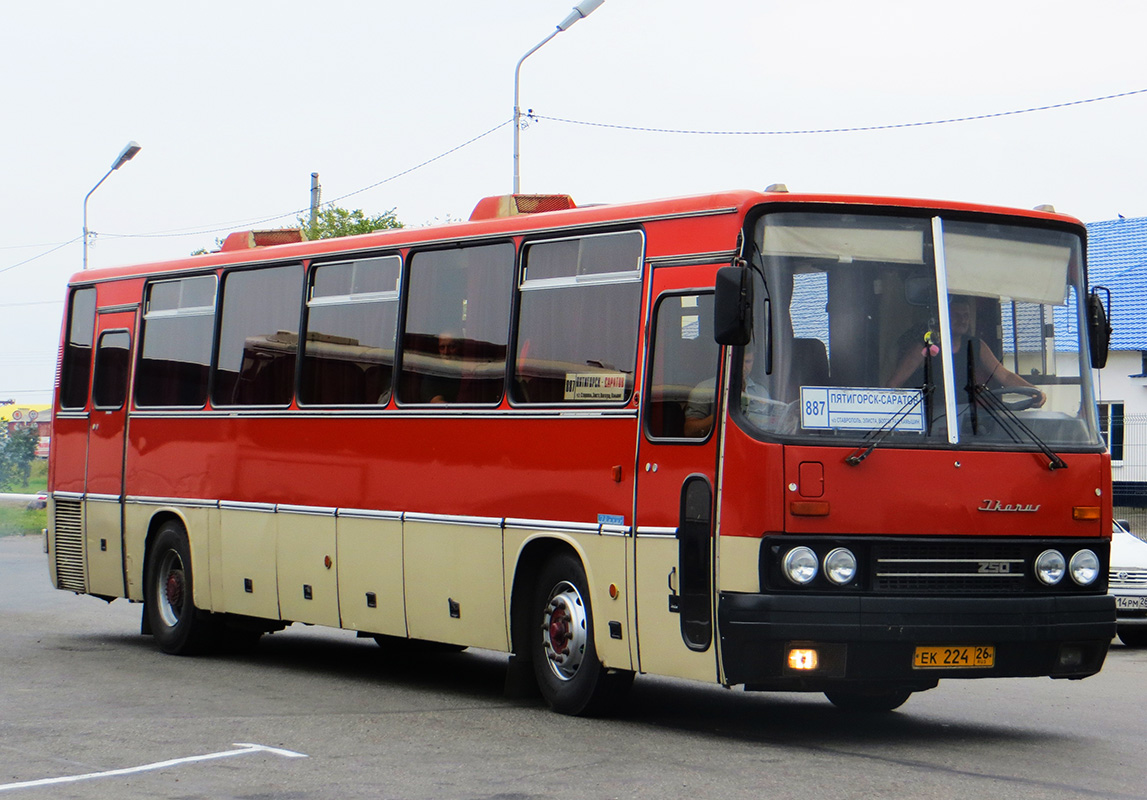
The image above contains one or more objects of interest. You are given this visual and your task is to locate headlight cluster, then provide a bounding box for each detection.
[782,545,858,586]
[1035,548,1100,586]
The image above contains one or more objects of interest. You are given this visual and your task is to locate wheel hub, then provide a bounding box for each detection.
[542,582,587,681]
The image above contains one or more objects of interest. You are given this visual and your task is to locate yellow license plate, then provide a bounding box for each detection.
[913,645,995,669]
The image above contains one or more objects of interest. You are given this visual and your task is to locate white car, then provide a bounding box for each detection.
[1110,520,1147,648]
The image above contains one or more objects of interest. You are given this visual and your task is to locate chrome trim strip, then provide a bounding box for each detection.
[504,518,600,533]
[403,511,503,528]
[636,526,679,539]
[85,493,121,503]
[125,496,218,508]
[277,504,337,517]
[219,500,277,513]
[647,249,738,268]
[600,524,631,537]
[97,303,140,314]
[337,508,403,521]
[55,411,89,419]
[53,490,85,501]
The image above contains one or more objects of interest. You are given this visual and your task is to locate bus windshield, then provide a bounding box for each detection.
[738,210,1101,450]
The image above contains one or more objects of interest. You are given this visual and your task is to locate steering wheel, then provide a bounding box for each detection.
[995,386,1043,412]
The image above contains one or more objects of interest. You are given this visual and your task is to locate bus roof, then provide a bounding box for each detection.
[70,189,1085,285]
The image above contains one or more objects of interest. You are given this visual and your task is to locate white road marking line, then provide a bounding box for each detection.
[0,743,307,793]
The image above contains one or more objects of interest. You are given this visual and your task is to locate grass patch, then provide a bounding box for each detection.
[0,505,46,537]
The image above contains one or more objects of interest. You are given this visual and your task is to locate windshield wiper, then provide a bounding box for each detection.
[847,334,936,466]
[965,339,1066,471]
[845,388,930,466]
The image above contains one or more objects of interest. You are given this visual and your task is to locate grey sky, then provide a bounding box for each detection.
[2,0,1145,405]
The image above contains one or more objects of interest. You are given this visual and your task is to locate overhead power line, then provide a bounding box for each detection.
[531,87,1147,136]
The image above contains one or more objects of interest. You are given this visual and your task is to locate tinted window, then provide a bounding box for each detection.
[300,256,402,406]
[647,293,719,439]
[397,244,513,405]
[60,287,97,409]
[512,231,643,404]
[136,276,216,407]
[92,330,131,409]
[212,265,304,406]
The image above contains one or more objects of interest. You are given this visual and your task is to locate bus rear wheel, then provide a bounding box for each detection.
[145,520,217,655]
[824,685,913,712]
[530,552,632,716]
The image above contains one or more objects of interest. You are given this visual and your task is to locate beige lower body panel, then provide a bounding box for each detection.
[83,498,124,598]
[404,520,507,650]
[277,512,339,627]
[635,535,717,682]
[219,508,280,620]
[336,515,406,637]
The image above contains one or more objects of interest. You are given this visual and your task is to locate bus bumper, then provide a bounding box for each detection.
[718,592,1116,690]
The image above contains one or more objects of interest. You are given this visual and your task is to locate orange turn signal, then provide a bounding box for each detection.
[1072,506,1101,521]
[790,501,830,517]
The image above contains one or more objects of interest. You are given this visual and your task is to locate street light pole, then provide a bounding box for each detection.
[83,140,141,270]
[513,0,604,195]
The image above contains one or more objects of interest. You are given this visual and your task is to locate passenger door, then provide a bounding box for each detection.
[84,308,136,597]
[633,284,722,682]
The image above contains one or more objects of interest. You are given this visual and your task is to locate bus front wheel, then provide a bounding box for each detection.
[531,552,632,716]
[145,520,217,655]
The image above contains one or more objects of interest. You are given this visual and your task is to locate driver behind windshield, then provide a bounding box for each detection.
[887,295,1045,407]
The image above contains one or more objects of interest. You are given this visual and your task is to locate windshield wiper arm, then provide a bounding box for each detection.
[971,385,1067,471]
[845,388,930,466]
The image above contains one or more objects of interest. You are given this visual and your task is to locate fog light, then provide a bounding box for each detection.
[1057,645,1084,669]
[783,547,819,585]
[1035,549,1066,585]
[1069,550,1099,586]
[788,648,819,671]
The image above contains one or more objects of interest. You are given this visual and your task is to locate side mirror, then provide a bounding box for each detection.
[1087,287,1112,369]
[714,266,753,346]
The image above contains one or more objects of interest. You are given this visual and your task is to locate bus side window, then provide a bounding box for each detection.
[646,293,719,439]
[512,231,643,405]
[300,256,401,406]
[397,243,513,406]
[136,275,216,408]
[59,287,97,410]
[212,264,304,407]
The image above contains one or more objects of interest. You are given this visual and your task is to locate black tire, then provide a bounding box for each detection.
[145,520,218,655]
[1118,628,1147,648]
[530,551,633,716]
[825,685,914,712]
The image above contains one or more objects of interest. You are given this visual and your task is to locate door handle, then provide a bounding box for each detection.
[667,566,677,593]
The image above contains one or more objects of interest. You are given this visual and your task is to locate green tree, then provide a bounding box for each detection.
[298,206,403,240]
[0,427,39,490]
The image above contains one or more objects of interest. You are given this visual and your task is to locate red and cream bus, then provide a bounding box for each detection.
[47,188,1116,714]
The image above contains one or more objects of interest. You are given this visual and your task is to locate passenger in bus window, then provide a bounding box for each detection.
[685,349,779,436]
[887,295,1045,406]
[422,330,462,403]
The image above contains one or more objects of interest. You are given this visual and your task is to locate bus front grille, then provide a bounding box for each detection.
[53,499,85,592]
[871,541,1027,594]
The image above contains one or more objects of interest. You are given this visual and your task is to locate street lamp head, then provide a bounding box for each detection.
[111,141,142,171]
[557,0,604,31]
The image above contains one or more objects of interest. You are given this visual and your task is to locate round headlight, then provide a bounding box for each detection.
[824,548,857,585]
[783,546,818,585]
[1035,549,1066,585]
[1069,549,1100,586]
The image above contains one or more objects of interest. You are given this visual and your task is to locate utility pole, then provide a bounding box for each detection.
[310,172,321,228]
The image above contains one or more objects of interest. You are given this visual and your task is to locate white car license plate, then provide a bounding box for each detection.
[1115,595,1147,610]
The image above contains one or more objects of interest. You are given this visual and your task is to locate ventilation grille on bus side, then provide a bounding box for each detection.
[53,499,85,592]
